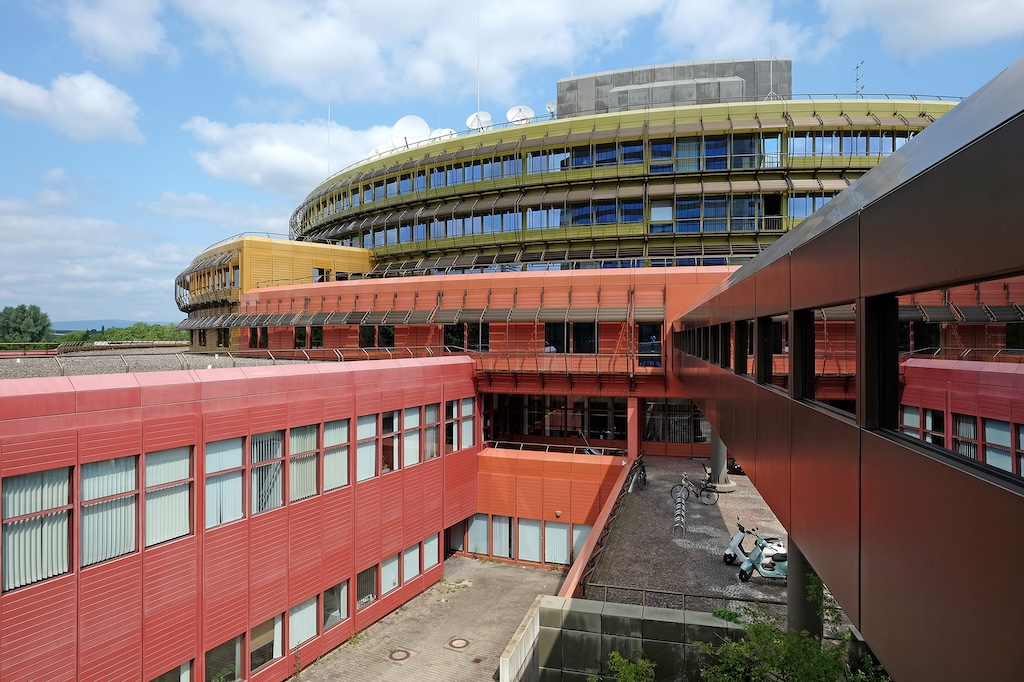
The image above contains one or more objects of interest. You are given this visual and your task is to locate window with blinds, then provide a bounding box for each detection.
[518,519,541,563]
[381,553,399,595]
[324,419,349,491]
[356,415,377,482]
[403,406,421,467]
[205,438,244,529]
[251,431,283,514]
[81,456,137,567]
[250,615,282,672]
[144,446,191,547]
[468,513,488,554]
[289,424,319,502]
[424,404,441,460]
[544,521,570,565]
[403,544,420,582]
[289,596,318,649]
[323,580,348,630]
[205,635,241,682]
[461,397,475,449]
[953,414,978,460]
[492,516,513,559]
[1,468,71,591]
[357,566,377,609]
[424,533,439,569]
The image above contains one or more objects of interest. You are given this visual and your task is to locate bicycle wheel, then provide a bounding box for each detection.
[698,485,720,505]
[637,466,648,490]
[670,483,688,502]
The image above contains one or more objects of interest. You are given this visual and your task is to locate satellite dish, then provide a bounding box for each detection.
[391,115,431,149]
[545,100,557,118]
[466,111,492,131]
[430,128,457,140]
[506,105,535,125]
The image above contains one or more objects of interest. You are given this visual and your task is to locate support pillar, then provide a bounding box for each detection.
[627,397,639,458]
[787,539,823,638]
[709,430,736,491]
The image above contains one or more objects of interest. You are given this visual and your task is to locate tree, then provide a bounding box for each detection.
[0,304,52,343]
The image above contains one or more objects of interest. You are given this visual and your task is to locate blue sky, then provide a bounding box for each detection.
[1,0,1023,324]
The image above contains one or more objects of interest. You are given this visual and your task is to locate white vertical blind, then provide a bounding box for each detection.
[403,429,420,468]
[984,419,1012,471]
[324,419,349,448]
[324,445,349,490]
[289,453,317,501]
[468,514,488,554]
[544,521,570,565]
[423,533,439,569]
[289,425,318,455]
[492,516,513,558]
[2,467,71,591]
[289,596,318,649]
[205,471,242,529]
[356,441,376,482]
[145,447,191,547]
[954,414,978,459]
[461,415,475,449]
[251,431,283,513]
[404,407,420,429]
[424,425,440,460]
[382,553,399,594]
[461,397,475,417]
[357,415,377,439]
[205,438,242,473]
[518,519,541,563]
[81,457,137,567]
[403,544,420,581]
[323,580,348,629]
[572,524,592,561]
[251,431,283,464]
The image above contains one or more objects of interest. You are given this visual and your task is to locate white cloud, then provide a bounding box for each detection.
[171,0,670,103]
[66,0,177,69]
[146,191,290,234]
[819,0,1024,57]
[43,167,67,182]
[181,116,391,198]
[0,70,143,142]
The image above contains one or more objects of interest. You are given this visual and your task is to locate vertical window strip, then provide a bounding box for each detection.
[324,580,348,629]
[252,431,283,464]
[81,457,137,566]
[492,516,513,559]
[290,425,318,455]
[2,467,71,591]
[205,470,243,528]
[572,524,593,560]
[145,447,191,547]
[289,453,318,502]
[382,554,400,595]
[324,445,350,490]
[403,429,421,467]
[206,438,243,473]
[289,596,318,649]
[252,460,283,514]
[423,533,440,569]
[544,521,570,565]
[403,544,420,581]
[468,514,488,554]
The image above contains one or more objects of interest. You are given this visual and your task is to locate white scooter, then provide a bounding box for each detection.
[723,520,784,565]
[738,529,789,582]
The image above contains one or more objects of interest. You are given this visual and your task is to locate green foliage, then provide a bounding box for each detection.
[712,607,741,623]
[0,304,52,343]
[698,578,891,682]
[587,651,656,682]
[59,322,187,344]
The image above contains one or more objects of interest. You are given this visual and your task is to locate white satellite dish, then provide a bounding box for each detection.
[545,100,557,118]
[391,114,431,149]
[466,111,492,131]
[506,105,535,125]
[430,128,457,140]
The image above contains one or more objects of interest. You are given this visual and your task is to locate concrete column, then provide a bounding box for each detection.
[787,539,823,638]
[709,430,737,491]
[627,396,639,457]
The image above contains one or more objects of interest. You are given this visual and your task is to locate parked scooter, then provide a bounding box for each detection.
[723,519,784,565]
[738,529,788,582]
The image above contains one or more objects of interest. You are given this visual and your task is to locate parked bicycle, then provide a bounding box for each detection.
[633,450,648,491]
[670,463,719,504]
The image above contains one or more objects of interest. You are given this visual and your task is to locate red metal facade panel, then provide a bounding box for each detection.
[442,458,464,525]
[203,523,250,645]
[0,576,77,682]
[0,429,77,475]
[320,489,354,584]
[353,480,382,569]
[287,498,325,603]
[78,421,142,463]
[143,416,199,453]
[378,473,405,557]
[248,511,291,622]
[569,480,601,524]
[421,462,444,531]
[515,475,543,520]
[542,477,572,521]
[203,409,249,442]
[78,555,144,682]
[401,466,425,545]
[753,387,792,528]
[142,538,199,681]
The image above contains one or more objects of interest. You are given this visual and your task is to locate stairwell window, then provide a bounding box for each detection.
[81,456,138,567]
[1,468,71,591]
[251,431,284,514]
[289,425,318,502]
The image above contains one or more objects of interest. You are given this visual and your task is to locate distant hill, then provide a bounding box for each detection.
[53,319,179,332]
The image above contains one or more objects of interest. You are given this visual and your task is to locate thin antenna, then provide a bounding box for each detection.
[327,100,331,176]
[855,60,865,97]
[764,6,778,100]
[476,13,481,115]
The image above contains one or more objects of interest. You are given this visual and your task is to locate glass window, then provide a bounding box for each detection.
[461,397,475,449]
[953,414,978,460]
[518,519,541,563]
[323,580,348,629]
[1,468,71,591]
[620,200,643,223]
[594,201,616,224]
[324,419,350,490]
[573,322,597,354]
[145,446,191,547]
[356,415,377,482]
[205,635,241,682]
[381,553,400,595]
[901,406,921,438]
[704,196,728,233]
[250,615,282,672]
[382,410,400,474]
[404,407,421,468]
[81,456,137,566]
[570,145,592,168]
[424,404,441,460]
[621,140,643,165]
[357,566,377,609]
[984,419,1012,472]
[572,524,592,560]
[289,425,318,502]
[150,661,192,682]
[675,137,700,171]
[704,136,728,169]
[424,533,440,569]
[205,438,244,529]
[545,521,570,565]
[290,596,318,649]
[492,516,513,559]
[924,409,945,445]
[595,142,617,166]
[251,431,284,514]
[403,544,420,581]
[467,513,488,554]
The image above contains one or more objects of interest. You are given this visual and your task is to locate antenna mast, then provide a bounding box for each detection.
[764,5,778,100]
[327,100,331,176]
[476,13,481,114]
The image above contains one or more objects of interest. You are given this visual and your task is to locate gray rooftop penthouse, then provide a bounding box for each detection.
[556,57,792,117]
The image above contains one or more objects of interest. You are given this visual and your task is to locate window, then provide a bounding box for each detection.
[248,328,258,349]
[382,553,400,595]
[81,456,137,566]
[675,137,700,172]
[621,140,643,165]
[444,324,464,349]
[217,328,230,348]
[289,596,318,649]
[545,521,570,565]
[359,326,375,348]
[403,407,421,467]
[294,326,307,349]
[403,544,420,581]
[1,468,71,591]
[901,406,921,438]
[467,322,489,351]
[250,615,282,672]
[424,404,441,460]
[251,431,284,514]
[145,446,191,547]
[953,414,978,460]
[923,409,945,445]
[357,566,377,609]
[676,197,700,233]
[205,635,241,682]
[424,533,440,569]
[572,322,597,354]
[310,326,323,348]
[572,524,592,560]
[198,329,207,346]
[468,513,488,554]
[518,519,541,563]
[205,438,244,528]
[492,516,513,559]
[323,580,349,629]
[545,322,566,353]
[150,661,192,682]
[289,425,318,502]
[356,415,378,481]
[461,397,475,449]
[382,410,400,474]
[324,419,350,490]
[704,136,728,169]
[983,419,1013,472]
[445,400,459,453]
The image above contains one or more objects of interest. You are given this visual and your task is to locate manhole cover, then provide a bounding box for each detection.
[449,637,470,649]
[389,649,411,661]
